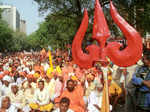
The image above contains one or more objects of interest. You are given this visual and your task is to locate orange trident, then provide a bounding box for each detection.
[72,0,143,69]
[72,0,143,112]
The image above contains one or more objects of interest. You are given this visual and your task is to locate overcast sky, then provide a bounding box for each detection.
[2,0,45,35]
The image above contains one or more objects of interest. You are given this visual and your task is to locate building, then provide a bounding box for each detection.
[0,5,20,31]
[20,19,26,34]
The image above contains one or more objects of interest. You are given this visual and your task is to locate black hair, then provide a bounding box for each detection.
[35,71,40,74]
[143,49,150,61]
[66,79,74,85]
[60,97,70,105]
[38,80,44,84]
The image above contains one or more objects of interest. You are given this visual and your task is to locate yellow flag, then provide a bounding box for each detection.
[49,50,53,71]
[47,67,53,74]
[47,68,54,78]
[56,66,62,74]
[101,81,110,112]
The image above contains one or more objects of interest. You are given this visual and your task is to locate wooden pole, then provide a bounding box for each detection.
[101,67,110,112]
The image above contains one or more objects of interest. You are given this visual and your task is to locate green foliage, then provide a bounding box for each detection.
[27,32,41,50]
[0,19,13,52]
[33,0,99,50]
[134,0,150,35]
[27,14,79,50]
[0,18,30,52]
[34,0,150,38]
[10,31,29,52]
[34,0,94,15]
[1,0,149,52]
[45,13,78,49]
[0,9,2,19]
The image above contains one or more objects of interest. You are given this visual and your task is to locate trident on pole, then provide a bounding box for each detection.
[72,0,143,111]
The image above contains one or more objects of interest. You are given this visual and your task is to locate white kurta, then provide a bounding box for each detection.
[87,91,112,112]
[41,63,49,72]
[23,87,35,104]
[33,88,50,105]
[8,90,31,112]
[8,91,25,108]
[16,77,27,85]
[87,91,102,112]
[3,105,18,112]
[1,85,11,96]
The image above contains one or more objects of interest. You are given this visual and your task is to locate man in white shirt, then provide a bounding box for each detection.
[87,83,112,112]
[16,73,27,86]
[1,75,12,96]
[28,65,35,74]
[0,96,18,112]
[22,79,35,104]
[53,97,74,112]
[29,80,53,111]
[87,83,103,112]
[41,61,49,72]
[44,76,56,101]
[9,83,31,112]
[3,63,9,71]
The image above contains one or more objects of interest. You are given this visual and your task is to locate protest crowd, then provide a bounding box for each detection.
[0,46,150,112]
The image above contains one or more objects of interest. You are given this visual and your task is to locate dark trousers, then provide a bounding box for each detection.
[136,106,150,112]
[125,92,136,112]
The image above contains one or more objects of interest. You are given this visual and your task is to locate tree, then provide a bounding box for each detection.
[33,0,102,49]
[0,9,2,19]
[0,19,14,52]
[113,0,150,36]
[9,31,28,52]
[34,0,150,50]
[0,3,34,52]
[27,32,41,50]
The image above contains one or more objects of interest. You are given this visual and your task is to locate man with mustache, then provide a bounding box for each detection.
[55,79,85,112]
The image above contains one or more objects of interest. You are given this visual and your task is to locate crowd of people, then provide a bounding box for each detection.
[0,47,149,112]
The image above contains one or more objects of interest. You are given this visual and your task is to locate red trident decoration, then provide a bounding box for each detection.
[72,0,143,111]
[72,0,143,69]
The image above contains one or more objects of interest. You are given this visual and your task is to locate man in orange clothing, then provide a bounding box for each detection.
[55,79,85,112]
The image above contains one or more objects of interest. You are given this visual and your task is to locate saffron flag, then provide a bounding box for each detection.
[101,81,110,112]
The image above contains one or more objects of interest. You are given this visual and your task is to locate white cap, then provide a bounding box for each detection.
[2,75,11,82]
